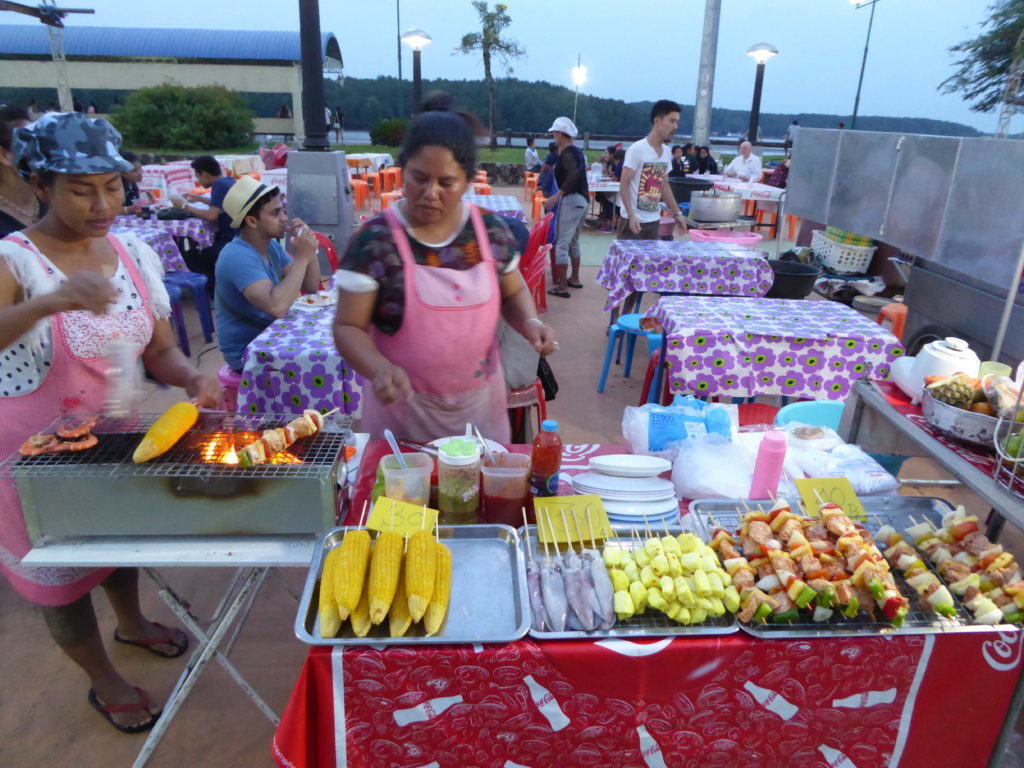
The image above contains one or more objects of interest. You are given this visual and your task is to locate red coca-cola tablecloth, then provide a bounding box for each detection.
[273,441,1022,768]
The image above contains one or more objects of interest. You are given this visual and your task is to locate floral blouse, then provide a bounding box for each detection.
[338,205,519,336]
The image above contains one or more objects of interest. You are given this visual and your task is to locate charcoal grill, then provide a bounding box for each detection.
[2,411,350,544]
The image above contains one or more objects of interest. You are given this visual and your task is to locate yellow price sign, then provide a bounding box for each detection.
[534,495,613,545]
[795,477,866,521]
[367,497,438,538]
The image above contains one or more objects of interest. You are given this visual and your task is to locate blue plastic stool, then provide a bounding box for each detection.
[163,271,213,343]
[597,313,663,393]
[774,400,844,430]
[164,281,191,357]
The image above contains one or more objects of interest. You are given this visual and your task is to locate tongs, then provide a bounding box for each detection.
[397,438,439,458]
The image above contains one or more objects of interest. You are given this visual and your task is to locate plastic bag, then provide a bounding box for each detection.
[984,375,1024,419]
[622,397,733,460]
[672,434,754,499]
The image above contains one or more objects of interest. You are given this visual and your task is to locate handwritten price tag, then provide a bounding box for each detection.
[795,477,866,521]
[534,495,613,544]
[367,497,439,538]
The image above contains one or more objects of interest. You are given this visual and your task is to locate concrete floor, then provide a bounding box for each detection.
[1,187,1021,767]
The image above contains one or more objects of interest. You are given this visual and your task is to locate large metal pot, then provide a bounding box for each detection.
[689,190,743,222]
[920,389,997,449]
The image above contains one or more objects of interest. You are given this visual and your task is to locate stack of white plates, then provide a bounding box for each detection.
[570,455,678,524]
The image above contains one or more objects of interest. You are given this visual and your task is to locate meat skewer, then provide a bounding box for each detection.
[559,508,599,631]
[522,507,547,632]
[537,513,568,632]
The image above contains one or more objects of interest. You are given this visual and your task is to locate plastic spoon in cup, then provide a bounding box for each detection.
[472,422,497,466]
[383,429,407,470]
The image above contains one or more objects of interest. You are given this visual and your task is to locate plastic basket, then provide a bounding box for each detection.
[811,229,876,274]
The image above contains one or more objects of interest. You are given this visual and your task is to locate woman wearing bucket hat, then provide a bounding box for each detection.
[333,93,557,443]
[0,112,221,733]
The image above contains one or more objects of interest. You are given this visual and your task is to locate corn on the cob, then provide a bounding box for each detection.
[388,566,413,638]
[133,402,198,463]
[349,582,372,638]
[318,547,342,638]
[423,542,451,637]
[405,530,437,622]
[332,528,371,620]
[367,530,403,624]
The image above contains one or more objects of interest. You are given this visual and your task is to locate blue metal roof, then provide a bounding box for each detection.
[0,24,341,65]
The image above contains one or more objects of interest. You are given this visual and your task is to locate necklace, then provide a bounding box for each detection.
[0,190,40,223]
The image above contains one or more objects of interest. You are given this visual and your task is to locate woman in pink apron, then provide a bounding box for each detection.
[334,94,557,443]
[0,113,221,733]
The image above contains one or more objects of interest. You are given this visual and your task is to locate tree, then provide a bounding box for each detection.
[941,0,1024,113]
[456,2,525,150]
[113,84,252,150]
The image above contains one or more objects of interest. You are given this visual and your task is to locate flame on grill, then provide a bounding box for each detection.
[199,432,302,465]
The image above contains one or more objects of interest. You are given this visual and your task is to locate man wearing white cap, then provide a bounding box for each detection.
[544,116,589,297]
[214,176,320,371]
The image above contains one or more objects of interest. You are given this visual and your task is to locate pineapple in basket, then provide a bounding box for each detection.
[925,372,978,410]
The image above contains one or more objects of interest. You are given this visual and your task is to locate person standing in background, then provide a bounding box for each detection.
[0,105,39,237]
[333,105,345,144]
[618,99,688,239]
[544,116,588,297]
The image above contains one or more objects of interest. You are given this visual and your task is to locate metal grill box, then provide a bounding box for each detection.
[3,412,348,544]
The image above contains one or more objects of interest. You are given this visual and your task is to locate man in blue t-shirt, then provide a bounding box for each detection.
[170,155,237,294]
[215,176,321,371]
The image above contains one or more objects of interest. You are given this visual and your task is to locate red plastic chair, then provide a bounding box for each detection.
[738,402,780,427]
[876,302,907,341]
[521,244,552,313]
[507,379,547,442]
[313,232,339,289]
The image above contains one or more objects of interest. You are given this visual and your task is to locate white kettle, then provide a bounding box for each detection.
[892,337,981,403]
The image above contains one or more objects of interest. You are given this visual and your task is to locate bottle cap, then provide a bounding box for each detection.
[437,437,481,466]
[541,420,559,432]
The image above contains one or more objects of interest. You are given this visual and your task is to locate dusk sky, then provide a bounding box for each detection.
[3,0,1015,133]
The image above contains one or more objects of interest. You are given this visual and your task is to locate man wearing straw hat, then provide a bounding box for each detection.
[214,175,321,372]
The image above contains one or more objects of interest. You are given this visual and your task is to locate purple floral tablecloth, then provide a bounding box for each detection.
[648,296,904,401]
[463,194,526,221]
[112,216,216,273]
[238,306,365,416]
[596,240,774,310]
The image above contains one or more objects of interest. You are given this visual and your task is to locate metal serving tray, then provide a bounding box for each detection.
[522,520,739,640]
[690,497,1019,639]
[295,524,531,646]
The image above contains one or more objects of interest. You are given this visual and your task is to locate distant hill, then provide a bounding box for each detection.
[320,76,983,140]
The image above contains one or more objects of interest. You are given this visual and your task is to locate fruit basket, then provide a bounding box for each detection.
[921,390,998,449]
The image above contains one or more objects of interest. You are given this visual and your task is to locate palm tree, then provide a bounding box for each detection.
[456,2,525,150]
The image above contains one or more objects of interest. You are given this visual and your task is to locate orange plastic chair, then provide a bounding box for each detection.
[876,302,907,341]
[743,199,757,217]
[786,215,801,240]
[350,179,369,209]
[531,191,548,222]
[475,170,488,182]
[380,191,402,209]
[246,172,261,181]
[364,172,382,198]
[523,171,538,201]
[754,206,778,237]
[380,167,401,192]
[473,183,492,195]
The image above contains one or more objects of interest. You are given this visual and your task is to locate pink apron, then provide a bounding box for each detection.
[359,205,511,444]
[0,233,154,606]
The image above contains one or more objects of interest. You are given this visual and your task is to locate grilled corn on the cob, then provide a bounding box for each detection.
[349,583,372,638]
[423,542,451,636]
[333,528,371,620]
[367,530,403,624]
[318,547,342,638]
[388,566,413,638]
[133,402,198,463]
[405,530,437,621]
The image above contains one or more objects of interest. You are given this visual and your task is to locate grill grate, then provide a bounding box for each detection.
[694,507,978,636]
[1,412,351,480]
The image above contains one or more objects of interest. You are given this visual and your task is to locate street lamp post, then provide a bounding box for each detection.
[850,0,880,130]
[571,54,587,123]
[746,43,778,146]
[401,29,432,114]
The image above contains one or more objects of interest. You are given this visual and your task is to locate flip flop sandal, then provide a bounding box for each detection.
[547,289,571,298]
[114,622,189,659]
[88,687,160,734]
[567,281,584,289]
